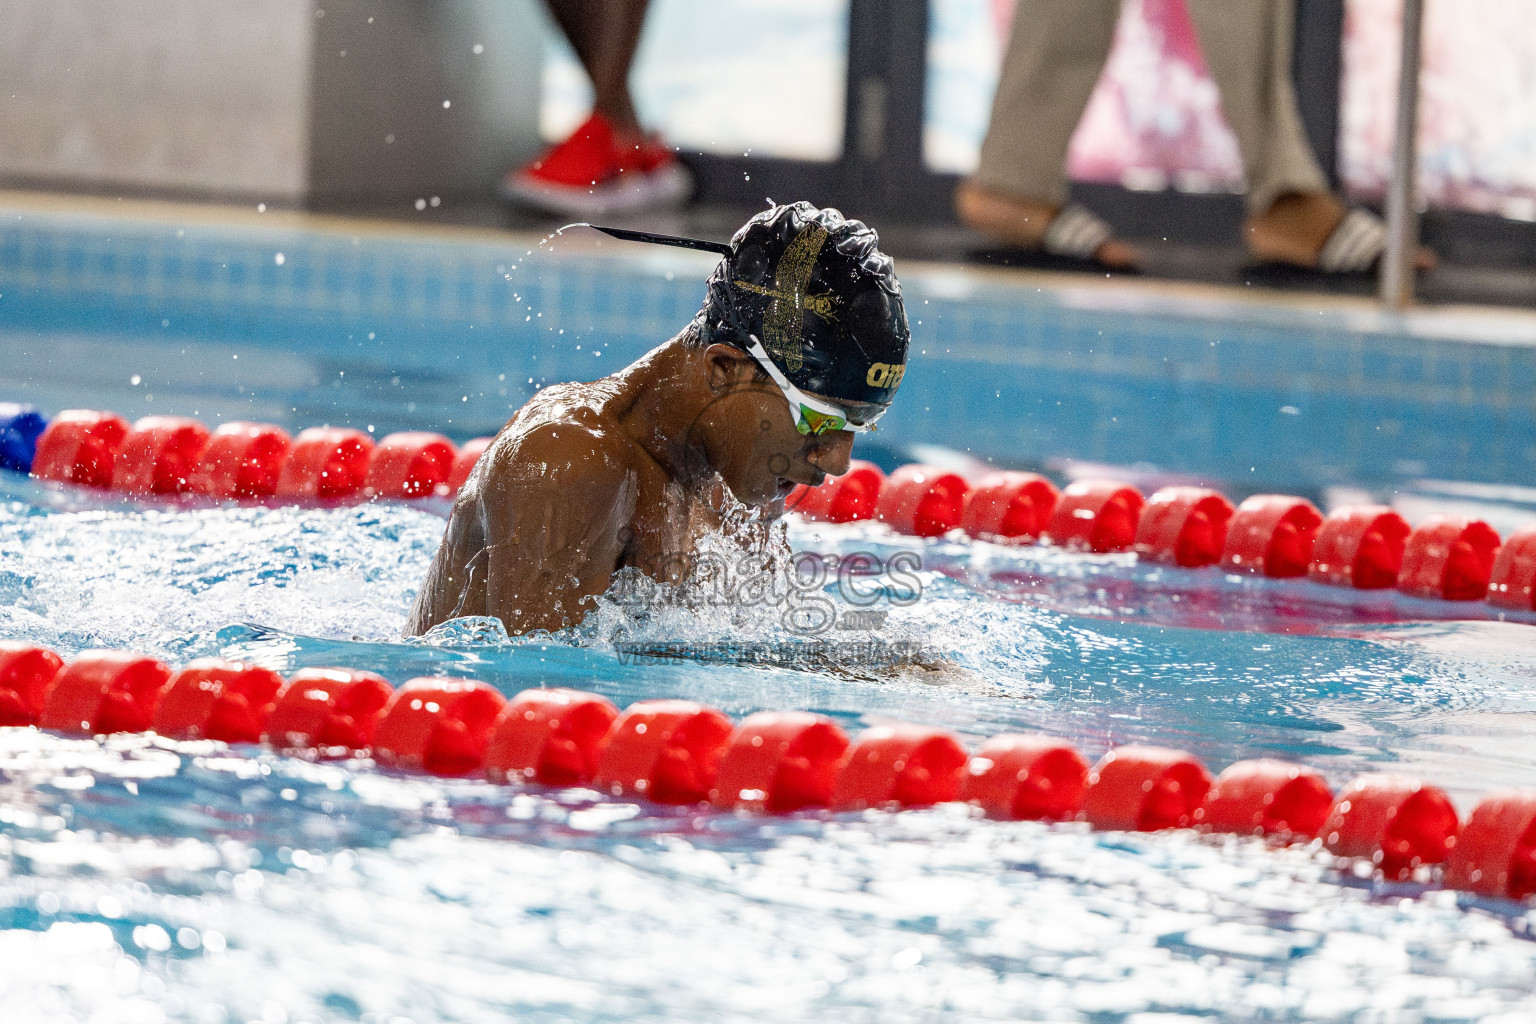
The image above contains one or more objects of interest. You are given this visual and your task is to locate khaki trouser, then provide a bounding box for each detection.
[974,0,1328,214]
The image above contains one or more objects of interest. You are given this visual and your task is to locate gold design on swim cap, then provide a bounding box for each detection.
[757,224,829,373]
[729,280,840,320]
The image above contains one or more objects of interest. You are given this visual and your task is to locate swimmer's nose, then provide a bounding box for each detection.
[806,431,853,478]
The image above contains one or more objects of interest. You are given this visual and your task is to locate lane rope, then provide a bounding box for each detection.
[4,404,1534,612]
[2,642,1532,900]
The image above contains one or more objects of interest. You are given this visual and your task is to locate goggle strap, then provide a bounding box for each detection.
[567,223,734,258]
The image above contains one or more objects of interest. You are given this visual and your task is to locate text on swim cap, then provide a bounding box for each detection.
[866,363,906,389]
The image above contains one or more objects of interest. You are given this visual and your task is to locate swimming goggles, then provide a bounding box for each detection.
[746,334,878,435]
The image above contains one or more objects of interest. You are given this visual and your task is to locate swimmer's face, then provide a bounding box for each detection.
[699,345,858,507]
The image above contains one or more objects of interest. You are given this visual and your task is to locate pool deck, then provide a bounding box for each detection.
[6,186,1536,338]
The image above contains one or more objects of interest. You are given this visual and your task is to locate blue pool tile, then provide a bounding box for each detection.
[1466,348,1511,397]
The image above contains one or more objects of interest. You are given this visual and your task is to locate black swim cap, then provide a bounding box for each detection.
[698,203,911,410]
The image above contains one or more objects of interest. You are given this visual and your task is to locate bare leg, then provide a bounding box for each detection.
[545,0,650,138]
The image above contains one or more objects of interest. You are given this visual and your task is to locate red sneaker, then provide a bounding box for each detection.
[632,134,692,206]
[504,112,692,216]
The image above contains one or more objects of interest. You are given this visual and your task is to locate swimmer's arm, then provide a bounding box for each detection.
[478,428,637,635]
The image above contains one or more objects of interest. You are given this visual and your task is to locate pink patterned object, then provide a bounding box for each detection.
[1068,0,1244,194]
[1339,0,1536,219]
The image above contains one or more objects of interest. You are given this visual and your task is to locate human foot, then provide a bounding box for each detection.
[956,181,1140,271]
[1245,192,1435,272]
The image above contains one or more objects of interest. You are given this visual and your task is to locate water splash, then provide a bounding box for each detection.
[406,615,514,647]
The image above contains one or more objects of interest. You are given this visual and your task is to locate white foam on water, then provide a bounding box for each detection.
[0,501,443,657]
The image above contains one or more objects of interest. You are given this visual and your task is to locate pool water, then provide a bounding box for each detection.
[3,203,1536,1022]
[4,479,1536,1022]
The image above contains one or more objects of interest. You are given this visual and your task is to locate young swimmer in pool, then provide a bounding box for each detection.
[406,202,911,637]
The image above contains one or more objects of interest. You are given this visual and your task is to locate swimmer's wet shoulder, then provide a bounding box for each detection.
[406,202,912,639]
[407,382,644,635]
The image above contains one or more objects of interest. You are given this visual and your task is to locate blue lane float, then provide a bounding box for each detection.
[0,403,47,473]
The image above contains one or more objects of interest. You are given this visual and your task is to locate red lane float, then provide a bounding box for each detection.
[37,651,173,735]
[789,460,885,523]
[1082,746,1212,831]
[1397,515,1502,601]
[1044,480,1144,553]
[875,465,970,538]
[592,699,735,804]
[447,436,495,494]
[20,408,1536,628]
[1321,774,1460,881]
[264,667,393,753]
[1220,495,1324,578]
[275,427,374,500]
[1488,525,1536,612]
[0,642,65,726]
[1202,759,1333,837]
[31,410,132,489]
[27,637,1536,905]
[1307,505,1411,589]
[152,659,285,744]
[963,733,1088,821]
[189,422,292,498]
[1135,487,1235,568]
[711,711,850,812]
[960,471,1060,544]
[831,724,968,810]
[1444,791,1536,900]
[484,688,620,785]
[372,676,506,776]
[111,416,211,495]
[365,431,458,500]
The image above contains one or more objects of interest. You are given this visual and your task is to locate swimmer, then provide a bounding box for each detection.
[406,202,911,637]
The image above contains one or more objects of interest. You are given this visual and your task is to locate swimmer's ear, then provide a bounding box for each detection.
[703,343,762,391]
